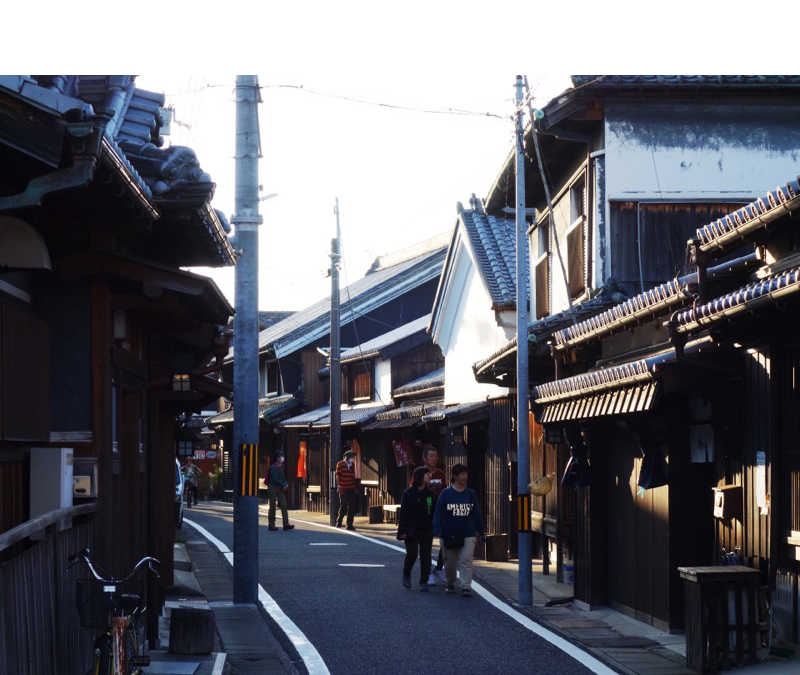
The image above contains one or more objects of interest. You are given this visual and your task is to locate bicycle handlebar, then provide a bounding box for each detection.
[68,548,161,582]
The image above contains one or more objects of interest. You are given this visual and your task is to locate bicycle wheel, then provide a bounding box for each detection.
[93,633,113,675]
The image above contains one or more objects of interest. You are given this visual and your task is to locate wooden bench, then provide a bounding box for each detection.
[382,504,401,523]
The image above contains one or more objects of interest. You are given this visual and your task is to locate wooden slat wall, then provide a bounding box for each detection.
[1,301,50,442]
[784,346,800,533]
[609,202,743,297]
[776,344,800,647]
[0,461,26,534]
[0,516,95,674]
[604,423,671,628]
[485,399,512,537]
[743,346,771,567]
[300,350,328,409]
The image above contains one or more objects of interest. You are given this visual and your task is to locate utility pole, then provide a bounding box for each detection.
[232,75,261,604]
[328,200,342,526]
[515,75,533,606]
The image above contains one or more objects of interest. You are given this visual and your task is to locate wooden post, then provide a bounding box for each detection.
[168,606,216,655]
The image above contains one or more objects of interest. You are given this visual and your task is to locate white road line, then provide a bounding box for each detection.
[290,516,616,675]
[211,651,226,675]
[184,518,330,675]
[338,563,385,567]
[309,543,347,546]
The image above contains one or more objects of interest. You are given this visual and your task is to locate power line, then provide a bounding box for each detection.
[159,81,513,122]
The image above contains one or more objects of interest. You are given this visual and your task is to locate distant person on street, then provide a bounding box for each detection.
[182,458,200,507]
[433,463,485,597]
[397,466,437,592]
[335,449,358,530]
[412,445,447,585]
[266,451,294,531]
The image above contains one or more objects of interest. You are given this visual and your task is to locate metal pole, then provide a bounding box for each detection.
[232,75,262,604]
[515,75,533,606]
[329,200,342,526]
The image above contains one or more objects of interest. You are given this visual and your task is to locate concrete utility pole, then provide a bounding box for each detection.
[515,75,533,606]
[328,200,342,526]
[232,75,262,604]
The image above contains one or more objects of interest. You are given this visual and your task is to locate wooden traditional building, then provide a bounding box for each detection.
[210,234,449,510]
[473,75,800,627]
[427,198,519,558]
[0,75,234,672]
[280,313,444,513]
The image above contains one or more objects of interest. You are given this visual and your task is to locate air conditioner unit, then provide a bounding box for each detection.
[30,447,73,518]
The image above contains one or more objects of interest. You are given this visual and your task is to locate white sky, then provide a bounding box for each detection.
[6,2,788,311]
[136,71,571,310]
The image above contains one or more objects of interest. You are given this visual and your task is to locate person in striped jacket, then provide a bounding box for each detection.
[335,449,358,530]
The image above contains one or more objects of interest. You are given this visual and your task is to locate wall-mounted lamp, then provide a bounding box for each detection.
[172,374,191,392]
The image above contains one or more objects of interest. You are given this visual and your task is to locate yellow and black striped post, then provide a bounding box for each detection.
[240,444,259,497]
[517,493,532,532]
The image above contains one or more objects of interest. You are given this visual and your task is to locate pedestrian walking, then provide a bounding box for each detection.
[265,451,294,531]
[182,458,200,508]
[397,466,437,592]
[433,463,485,597]
[335,449,358,530]
[412,445,447,585]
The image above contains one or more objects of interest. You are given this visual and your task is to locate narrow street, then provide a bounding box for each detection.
[185,502,595,675]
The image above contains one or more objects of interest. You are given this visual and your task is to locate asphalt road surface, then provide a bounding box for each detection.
[187,503,595,675]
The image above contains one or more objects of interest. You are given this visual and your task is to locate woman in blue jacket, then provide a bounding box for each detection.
[433,463,485,597]
[397,466,437,592]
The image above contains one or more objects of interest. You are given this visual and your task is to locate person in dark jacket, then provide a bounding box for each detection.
[397,466,437,592]
[266,451,294,531]
[433,463,485,597]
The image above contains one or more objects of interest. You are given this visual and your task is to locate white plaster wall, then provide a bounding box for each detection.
[375,357,392,403]
[441,262,513,404]
[605,101,800,201]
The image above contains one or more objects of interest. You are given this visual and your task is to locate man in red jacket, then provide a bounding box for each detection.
[335,449,358,530]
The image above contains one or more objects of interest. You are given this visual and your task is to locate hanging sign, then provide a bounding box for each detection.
[756,451,768,515]
[392,439,414,467]
[297,441,307,479]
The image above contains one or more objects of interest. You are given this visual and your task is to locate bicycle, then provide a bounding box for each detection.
[184,479,197,508]
[68,547,160,675]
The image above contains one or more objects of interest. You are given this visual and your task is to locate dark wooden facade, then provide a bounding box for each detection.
[0,76,235,667]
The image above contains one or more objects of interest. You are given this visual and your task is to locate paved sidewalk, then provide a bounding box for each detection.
[143,532,297,675]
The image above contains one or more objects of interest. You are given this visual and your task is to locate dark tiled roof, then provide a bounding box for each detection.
[694,177,800,255]
[340,314,431,364]
[533,358,656,404]
[259,311,295,330]
[571,75,800,88]
[420,400,488,423]
[260,244,447,358]
[392,368,445,398]
[376,400,444,421]
[473,290,623,376]
[205,407,234,424]
[204,394,301,425]
[673,265,800,333]
[458,203,517,308]
[554,280,687,350]
[280,404,389,429]
[19,76,235,267]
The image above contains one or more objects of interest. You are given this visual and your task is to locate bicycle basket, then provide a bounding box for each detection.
[75,579,143,629]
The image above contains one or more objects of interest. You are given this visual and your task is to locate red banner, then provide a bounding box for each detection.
[351,439,362,479]
[296,441,307,479]
[392,438,414,467]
